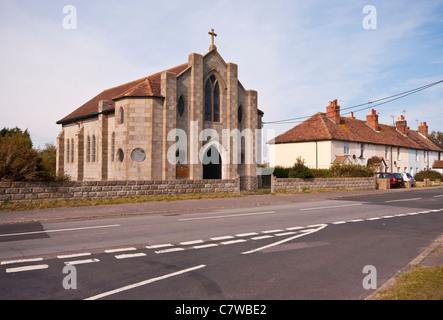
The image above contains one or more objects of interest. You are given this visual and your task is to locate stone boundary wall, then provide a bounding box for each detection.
[271,176,376,192]
[0,179,240,202]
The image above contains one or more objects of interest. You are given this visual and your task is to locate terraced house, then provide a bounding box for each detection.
[269,100,443,175]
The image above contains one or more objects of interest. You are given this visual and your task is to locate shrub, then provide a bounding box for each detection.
[273,166,290,178]
[414,170,443,182]
[330,164,374,178]
[288,157,314,179]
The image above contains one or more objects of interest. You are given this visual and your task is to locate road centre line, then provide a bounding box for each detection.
[221,239,247,245]
[155,247,185,254]
[262,229,284,234]
[385,198,421,203]
[193,243,218,249]
[85,264,206,300]
[178,211,275,221]
[57,253,91,259]
[1,258,43,265]
[236,232,259,237]
[210,235,234,241]
[115,253,146,260]
[146,244,173,249]
[64,259,100,266]
[300,203,363,211]
[6,264,49,273]
[180,240,204,246]
[105,247,137,253]
[0,224,121,238]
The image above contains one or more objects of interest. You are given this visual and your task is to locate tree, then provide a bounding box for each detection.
[429,131,443,146]
[288,157,314,179]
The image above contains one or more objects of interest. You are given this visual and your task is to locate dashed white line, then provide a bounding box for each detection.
[6,264,49,273]
[193,244,218,249]
[210,236,234,241]
[251,235,274,240]
[64,259,100,266]
[286,226,304,231]
[115,253,146,260]
[300,203,363,211]
[221,239,247,245]
[155,247,185,254]
[146,244,173,249]
[262,229,284,234]
[180,240,204,246]
[382,215,395,219]
[332,221,347,225]
[236,232,259,237]
[57,253,91,259]
[1,258,43,265]
[105,247,137,253]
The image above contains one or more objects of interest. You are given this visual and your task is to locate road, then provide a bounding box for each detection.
[0,188,442,302]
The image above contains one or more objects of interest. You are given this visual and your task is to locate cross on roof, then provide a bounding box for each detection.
[208,29,217,50]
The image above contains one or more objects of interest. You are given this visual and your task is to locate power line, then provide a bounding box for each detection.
[263,80,443,125]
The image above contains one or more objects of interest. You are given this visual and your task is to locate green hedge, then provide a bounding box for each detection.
[268,162,374,179]
[414,170,443,182]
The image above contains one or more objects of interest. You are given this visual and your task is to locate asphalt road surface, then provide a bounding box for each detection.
[0,188,442,301]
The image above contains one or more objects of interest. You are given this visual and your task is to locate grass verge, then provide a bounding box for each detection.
[0,192,248,212]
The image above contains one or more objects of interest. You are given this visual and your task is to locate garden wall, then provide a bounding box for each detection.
[271,175,376,192]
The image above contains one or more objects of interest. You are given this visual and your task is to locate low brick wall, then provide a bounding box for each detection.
[271,176,376,192]
[0,179,240,202]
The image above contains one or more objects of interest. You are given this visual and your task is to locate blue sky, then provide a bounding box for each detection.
[1,0,442,149]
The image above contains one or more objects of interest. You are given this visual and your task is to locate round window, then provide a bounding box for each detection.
[131,148,146,163]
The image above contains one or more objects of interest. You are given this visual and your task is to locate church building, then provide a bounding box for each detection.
[56,31,263,188]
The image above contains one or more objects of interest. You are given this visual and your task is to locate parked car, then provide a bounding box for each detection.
[375,172,405,188]
[399,172,415,187]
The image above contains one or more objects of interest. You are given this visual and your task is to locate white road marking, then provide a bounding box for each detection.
[178,211,275,221]
[367,217,382,220]
[193,244,218,249]
[57,253,91,259]
[275,232,297,237]
[300,203,363,211]
[251,235,274,240]
[262,229,284,234]
[242,224,328,255]
[1,258,43,265]
[236,232,259,237]
[332,221,347,225]
[85,264,207,300]
[221,239,247,245]
[385,198,421,203]
[105,247,137,253]
[349,219,364,223]
[115,253,146,260]
[382,215,395,219]
[155,247,185,254]
[286,226,304,231]
[180,240,204,246]
[210,236,234,241]
[64,259,100,266]
[146,244,173,249]
[0,224,120,238]
[6,264,49,273]
[433,195,443,198]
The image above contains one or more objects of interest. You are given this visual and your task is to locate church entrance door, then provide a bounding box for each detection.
[203,146,222,179]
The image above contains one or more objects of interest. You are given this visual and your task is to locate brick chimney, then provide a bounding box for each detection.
[366,109,379,131]
[326,99,340,124]
[396,115,408,135]
[418,122,429,139]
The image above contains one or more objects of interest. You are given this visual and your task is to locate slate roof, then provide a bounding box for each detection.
[271,112,443,152]
[57,63,189,124]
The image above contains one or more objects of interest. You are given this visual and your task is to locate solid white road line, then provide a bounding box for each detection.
[6,264,49,273]
[385,198,421,203]
[115,253,146,260]
[85,264,207,300]
[1,258,43,265]
[242,224,327,255]
[0,224,120,238]
[64,259,100,266]
[300,203,363,211]
[178,211,275,221]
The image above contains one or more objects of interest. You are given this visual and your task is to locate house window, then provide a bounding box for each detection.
[397,147,401,161]
[92,135,96,162]
[416,150,418,162]
[111,132,115,162]
[204,75,220,122]
[119,107,124,124]
[360,144,364,158]
[385,146,388,160]
[66,139,70,163]
[344,142,350,155]
[71,138,74,163]
[177,96,185,116]
[86,136,91,162]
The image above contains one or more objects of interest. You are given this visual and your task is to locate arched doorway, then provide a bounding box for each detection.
[203,145,222,179]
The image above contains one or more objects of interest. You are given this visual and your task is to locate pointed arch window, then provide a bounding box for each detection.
[67,139,70,163]
[92,135,96,162]
[177,96,185,117]
[204,75,220,122]
[71,138,74,163]
[86,136,91,162]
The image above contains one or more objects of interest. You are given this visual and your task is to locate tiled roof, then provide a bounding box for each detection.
[433,160,443,169]
[57,63,189,124]
[271,112,443,152]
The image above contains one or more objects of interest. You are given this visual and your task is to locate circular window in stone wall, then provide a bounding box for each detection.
[131,148,146,163]
[117,149,125,163]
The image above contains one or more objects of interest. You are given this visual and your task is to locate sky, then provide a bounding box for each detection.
[1,0,442,151]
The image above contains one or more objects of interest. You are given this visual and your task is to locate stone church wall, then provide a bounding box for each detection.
[0,179,240,202]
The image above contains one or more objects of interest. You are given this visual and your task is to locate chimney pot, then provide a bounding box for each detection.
[326,100,341,124]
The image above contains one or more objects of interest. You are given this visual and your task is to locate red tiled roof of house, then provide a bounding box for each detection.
[271,112,443,152]
[57,63,189,124]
